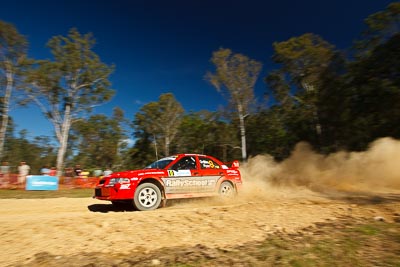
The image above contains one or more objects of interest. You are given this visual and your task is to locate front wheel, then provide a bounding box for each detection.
[219,181,236,198]
[133,183,162,211]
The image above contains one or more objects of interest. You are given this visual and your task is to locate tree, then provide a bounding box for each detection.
[124,131,154,170]
[206,48,262,161]
[24,28,114,176]
[175,110,239,161]
[266,34,338,149]
[0,21,28,160]
[175,111,212,154]
[71,107,126,170]
[355,2,400,57]
[4,130,57,174]
[246,107,297,160]
[323,3,400,151]
[134,93,184,157]
[342,35,400,151]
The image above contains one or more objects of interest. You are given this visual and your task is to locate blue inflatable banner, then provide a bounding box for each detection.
[26,175,59,190]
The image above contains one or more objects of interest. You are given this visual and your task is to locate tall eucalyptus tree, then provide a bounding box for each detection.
[206,48,262,161]
[24,28,114,176]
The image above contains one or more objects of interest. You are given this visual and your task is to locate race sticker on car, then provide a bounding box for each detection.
[168,170,192,177]
[161,176,220,194]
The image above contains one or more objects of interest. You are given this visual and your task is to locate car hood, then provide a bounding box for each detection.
[106,168,166,178]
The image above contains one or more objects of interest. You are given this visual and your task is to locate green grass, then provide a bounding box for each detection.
[170,220,400,267]
[248,221,400,267]
[0,188,94,198]
[352,224,381,236]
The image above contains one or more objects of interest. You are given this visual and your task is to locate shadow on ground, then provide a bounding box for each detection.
[87,203,136,213]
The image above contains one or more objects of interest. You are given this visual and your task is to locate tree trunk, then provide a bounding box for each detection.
[56,104,72,177]
[313,108,322,150]
[165,135,170,156]
[238,103,247,161]
[0,61,13,159]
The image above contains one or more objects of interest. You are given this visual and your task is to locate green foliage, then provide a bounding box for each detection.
[22,28,115,174]
[0,188,93,198]
[2,132,57,174]
[175,111,240,162]
[206,48,262,114]
[134,93,184,157]
[271,33,336,91]
[0,20,29,160]
[25,28,115,121]
[206,48,262,160]
[266,33,340,152]
[123,132,155,169]
[246,108,297,160]
[340,33,400,151]
[2,3,400,170]
[0,20,28,65]
[70,108,126,170]
[356,2,400,57]
[263,2,400,155]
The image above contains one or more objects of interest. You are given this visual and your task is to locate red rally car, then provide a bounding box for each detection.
[94,154,242,211]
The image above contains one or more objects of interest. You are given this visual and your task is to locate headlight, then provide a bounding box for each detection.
[106,178,130,187]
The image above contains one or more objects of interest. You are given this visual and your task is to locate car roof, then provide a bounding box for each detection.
[175,153,207,157]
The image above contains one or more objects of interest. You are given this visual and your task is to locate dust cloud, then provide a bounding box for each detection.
[239,137,400,195]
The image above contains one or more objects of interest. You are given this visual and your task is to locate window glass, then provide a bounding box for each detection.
[172,156,197,170]
[145,158,174,169]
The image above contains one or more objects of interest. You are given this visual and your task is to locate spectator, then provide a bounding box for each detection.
[49,167,57,176]
[64,167,74,187]
[18,161,30,188]
[80,169,90,178]
[74,164,82,177]
[0,161,10,186]
[93,167,103,177]
[40,165,50,175]
[64,167,74,178]
[0,161,10,175]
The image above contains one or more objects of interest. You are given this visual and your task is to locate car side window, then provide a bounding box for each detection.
[199,157,221,169]
[172,156,197,170]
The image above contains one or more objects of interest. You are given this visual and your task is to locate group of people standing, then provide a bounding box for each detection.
[40,165,57,176]
[0,161,113,188]
[0,161,31,188]
[18,161,30,186]
[72,164,112,178]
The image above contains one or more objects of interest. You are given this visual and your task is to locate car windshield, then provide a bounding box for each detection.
[144,158,174,169]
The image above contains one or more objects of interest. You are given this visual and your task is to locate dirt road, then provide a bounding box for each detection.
[1,186,400,267]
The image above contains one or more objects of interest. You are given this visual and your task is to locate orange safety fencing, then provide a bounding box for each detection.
[0,174,100,189]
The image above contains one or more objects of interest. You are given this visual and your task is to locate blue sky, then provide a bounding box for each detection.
[0,0,395,140]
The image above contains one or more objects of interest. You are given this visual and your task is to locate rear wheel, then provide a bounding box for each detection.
[218,181,235,198]
[133,183,162,211]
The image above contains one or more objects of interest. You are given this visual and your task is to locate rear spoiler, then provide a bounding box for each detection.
[225,160,240,169]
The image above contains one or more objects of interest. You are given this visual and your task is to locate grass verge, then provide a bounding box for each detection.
[0,188,93,199]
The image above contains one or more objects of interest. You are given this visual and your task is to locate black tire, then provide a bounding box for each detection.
[133,183,162,211]
[218,181,236,198]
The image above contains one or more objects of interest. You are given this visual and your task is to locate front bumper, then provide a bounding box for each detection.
[94,185,134,200]
[94,187,112,200]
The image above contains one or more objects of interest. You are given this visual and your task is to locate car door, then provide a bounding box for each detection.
[161,156,204,195]
[198,156,225,191]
